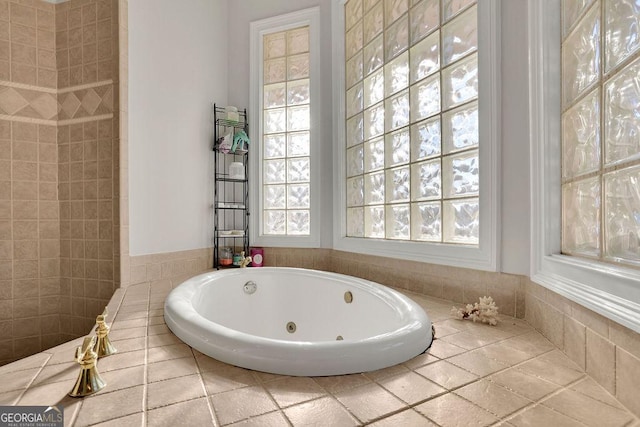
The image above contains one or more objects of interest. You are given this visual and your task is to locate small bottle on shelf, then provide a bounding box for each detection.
[219,247,233,266]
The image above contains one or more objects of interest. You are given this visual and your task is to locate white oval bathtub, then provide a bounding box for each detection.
[164,267,432,376]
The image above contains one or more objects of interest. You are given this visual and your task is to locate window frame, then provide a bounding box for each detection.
[332,0,502,271]
[529,0,640,334]
[249,7,321,248]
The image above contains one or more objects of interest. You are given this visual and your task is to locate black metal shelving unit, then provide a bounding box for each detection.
[213,104,249,269]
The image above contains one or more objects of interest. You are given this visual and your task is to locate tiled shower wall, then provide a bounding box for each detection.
[0,0,61,364]
[0,0,119,365]
[55,0,119,341]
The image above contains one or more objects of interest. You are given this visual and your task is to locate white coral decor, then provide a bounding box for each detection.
[451,296,499,326]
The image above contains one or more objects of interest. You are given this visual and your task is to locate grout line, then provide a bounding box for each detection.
[11,353,53,404]
[191,346,219,426]
[139,284,149,426]
[519,376,590,425]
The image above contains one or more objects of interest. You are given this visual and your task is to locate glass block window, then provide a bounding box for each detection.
[263,26,311,235]
[344,0,479,244]
[561,0,640,266]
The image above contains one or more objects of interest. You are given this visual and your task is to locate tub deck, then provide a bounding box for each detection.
[0,280,637,426]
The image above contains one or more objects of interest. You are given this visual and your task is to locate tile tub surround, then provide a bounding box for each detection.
[261,248,525,319]
[122,246,640,418]
[0,281,639,426]
[126,248,213,287]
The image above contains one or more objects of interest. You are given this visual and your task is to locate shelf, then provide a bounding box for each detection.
[216,118,246,128]
[216,203,246,210]
[213,103,249,270]
[218,231,246,238]
[215,176,247,183]
[213,147,248,155]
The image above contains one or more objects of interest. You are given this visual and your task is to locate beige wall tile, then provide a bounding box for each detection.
[12,161,37,181]
[10,42,36,66]
[36,9,54,32]
[10,62,35,84]
[564,316,586,370]
[12,181,37,200]
[524,293,542,331]
[13,297,38,319]
[0,59,8,79]
[541,301,564,349]
[0,181,10,200]
[572,303,609,338]
[12,141,36,160]
[0,240,11,259]
[10,4,36,28]
[13,201,38,220]
[36,68,55,88]
[12,279,37,299]
[609,321,640,361]
[586,329,616,395]
[38,182,56,200]
[0,39,7,60]
[13,240,37,260]
[13,260,37,280]
[487,280,516,317]
[38,164,56,183]
[11,24,36,46]
[13,221,37,240]
[616,348,640,417]
[0,160,9,181]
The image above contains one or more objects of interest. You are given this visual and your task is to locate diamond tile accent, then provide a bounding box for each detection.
[100,86,114,110]
[60,93,81,118]
[30,94,57,120]
[0,88,29,115]
[81,89,102,115]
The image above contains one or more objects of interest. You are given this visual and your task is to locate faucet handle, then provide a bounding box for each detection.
[69,335,106,397]
[96,307,108,324]
[94,306,117,357]
[75,336,97,365]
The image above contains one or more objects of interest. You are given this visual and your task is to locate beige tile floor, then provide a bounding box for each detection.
[0,281,638,427]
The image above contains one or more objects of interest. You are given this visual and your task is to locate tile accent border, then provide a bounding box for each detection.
[0,79,114,124]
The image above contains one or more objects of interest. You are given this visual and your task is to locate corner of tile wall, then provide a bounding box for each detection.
[259,248,525,319]
[127,248,213,290]
[0,0,123,364]
[525,279,640,418]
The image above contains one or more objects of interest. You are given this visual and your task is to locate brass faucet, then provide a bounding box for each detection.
[239,251,252,268]
[94,308,117,357]
[69,335,106,397]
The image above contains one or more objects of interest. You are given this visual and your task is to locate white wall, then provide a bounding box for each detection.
[500,0,530,274]
[227,0,335,248]
[129,0,228,255]
[127,0,531,274]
